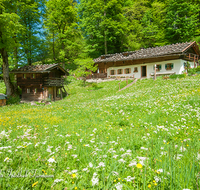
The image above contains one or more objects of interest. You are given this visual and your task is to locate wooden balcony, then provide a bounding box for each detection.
[184,53,199,61]
[43,77,64,87]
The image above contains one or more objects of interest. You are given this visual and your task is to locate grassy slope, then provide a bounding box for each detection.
[0,76,199,189]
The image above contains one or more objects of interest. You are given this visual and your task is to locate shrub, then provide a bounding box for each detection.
[188,68,196,75]
[169,74,186,79]
[6,95,20,105]
[196,66,200,72]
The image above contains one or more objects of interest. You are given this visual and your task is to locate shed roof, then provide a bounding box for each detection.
[0,94,7,100]
[94,41,199,63]
[11,64,68,75]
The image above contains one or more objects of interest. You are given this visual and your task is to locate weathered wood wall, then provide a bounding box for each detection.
[17,73,44,86]
[0,99,6,106]
[96,55,180,74]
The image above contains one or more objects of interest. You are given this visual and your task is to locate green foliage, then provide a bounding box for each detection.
[169,74,186,79]
[79,0,129,57]
[188,68,197,75]
[165,0,198,43]
[16,0,46,65]
[74,58,97,78]
[196,65,200,72]
[6,94,20,105]
[44,0,83,68]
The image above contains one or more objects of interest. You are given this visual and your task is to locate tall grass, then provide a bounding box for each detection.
[0,76,199,189]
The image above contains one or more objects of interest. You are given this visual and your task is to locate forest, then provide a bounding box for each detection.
[0,0,200,95]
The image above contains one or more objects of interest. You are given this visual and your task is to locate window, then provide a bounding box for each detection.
[32,74,35,78]
[110,70,115,75]
[100,70,104,73]
[23,74,26,79]
[153,64,162,71]
[165,63,174,70]
[125,68,131,74]
[134,67,138,73]
[117,69,123,74]
[27,88,30,93]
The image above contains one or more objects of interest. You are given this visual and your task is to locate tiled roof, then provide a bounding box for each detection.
[11,64,58,73]
[94,41,196,63]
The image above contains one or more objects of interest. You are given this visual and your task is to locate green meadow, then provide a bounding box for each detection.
[0,76,199,190]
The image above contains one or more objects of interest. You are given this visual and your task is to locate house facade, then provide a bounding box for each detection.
[11,64,68,102]
[92,41,199,79]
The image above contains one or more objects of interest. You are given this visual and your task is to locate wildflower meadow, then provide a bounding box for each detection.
[0,76,199,189]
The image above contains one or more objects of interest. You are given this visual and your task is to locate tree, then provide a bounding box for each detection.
[44,0,82,68]
[79,0,128,57]
[165,0,198,43]
[123,0,167,50]
[74,58,97,85]
[0,0,22,96]
[140,1,166,48]
[17,0,46,65]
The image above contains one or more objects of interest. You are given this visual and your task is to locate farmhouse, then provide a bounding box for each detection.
[11,64,68,102]
[92,41,199,79]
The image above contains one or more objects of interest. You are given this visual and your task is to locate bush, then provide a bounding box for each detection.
[169,74,186,79]
[6,95,20,105]
[188,68,196,75]
[196,66,200,72]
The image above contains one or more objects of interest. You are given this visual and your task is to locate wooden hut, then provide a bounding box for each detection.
[11,64,68,102]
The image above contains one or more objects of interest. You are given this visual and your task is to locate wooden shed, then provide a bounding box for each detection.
[0,94,7,106]
[11,64,69,102]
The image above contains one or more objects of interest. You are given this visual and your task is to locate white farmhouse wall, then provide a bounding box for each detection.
[107,59,194,79]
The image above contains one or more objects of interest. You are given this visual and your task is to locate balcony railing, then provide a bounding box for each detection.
[43,77,64,87]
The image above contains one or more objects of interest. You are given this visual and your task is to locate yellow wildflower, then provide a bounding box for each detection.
[148,184,151,188]
[72,174,76,178]
[32,181,38,187]
[136,163,142,169]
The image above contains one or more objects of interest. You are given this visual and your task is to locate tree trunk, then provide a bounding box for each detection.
[104,1,107,55]
[53,31,56,61]
[61,38,65,69]
[0,48,14,96]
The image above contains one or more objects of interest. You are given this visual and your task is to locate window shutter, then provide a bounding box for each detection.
[165,64,167,69]
[171,63,174,69]
[159,65,161,70]
[114,70,116,75]
[110,70,112,75]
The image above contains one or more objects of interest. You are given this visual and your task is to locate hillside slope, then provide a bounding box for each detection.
[0,76,199,189]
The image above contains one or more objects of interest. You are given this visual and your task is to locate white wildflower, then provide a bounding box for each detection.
[91,173,99,186]
[89,162,93,168]
[4,157,9,162]
[48,157,56,163]
[115,182,123,190]
[124,176,135,182]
